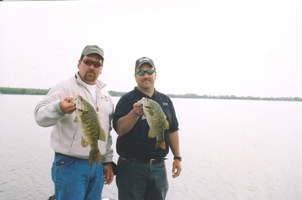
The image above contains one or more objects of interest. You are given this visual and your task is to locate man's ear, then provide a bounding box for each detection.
[77,60,81,69]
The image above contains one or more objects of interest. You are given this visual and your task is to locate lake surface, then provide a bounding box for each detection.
[0,95,301,200]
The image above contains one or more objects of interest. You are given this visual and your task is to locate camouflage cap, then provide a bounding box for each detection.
[82,45,104,59]
[135,57,155,71]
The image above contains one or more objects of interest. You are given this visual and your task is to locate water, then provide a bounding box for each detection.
[0,95,301,200]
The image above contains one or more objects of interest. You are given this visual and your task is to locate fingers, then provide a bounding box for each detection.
[172,160,182,178]
[172,168,181,178]
[65,97,74,102]
[133,102,143,116]
[104,164,114,185]
[60,97,76,114]
[104,172,114,185]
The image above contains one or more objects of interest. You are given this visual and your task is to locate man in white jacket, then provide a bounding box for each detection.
[34,45,114,200]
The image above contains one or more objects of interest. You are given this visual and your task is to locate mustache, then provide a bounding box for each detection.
[87,71,95,74]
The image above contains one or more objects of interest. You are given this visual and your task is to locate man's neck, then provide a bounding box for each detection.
[137,87,154,98]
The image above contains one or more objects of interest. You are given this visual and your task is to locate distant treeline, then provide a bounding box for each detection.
[0,87,301,102]
[0,87,126,97]
[167,93,302,102]
[0,87,50,95]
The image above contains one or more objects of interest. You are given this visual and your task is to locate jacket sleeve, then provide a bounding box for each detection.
[102,103,114,163]
[34,85,66,127]
[102,130,113,163]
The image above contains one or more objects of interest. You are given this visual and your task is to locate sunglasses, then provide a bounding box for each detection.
[136,69,155,76]
[82,59,103,68]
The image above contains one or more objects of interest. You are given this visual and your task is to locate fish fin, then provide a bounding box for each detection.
[148,129,156,138]
[73,116,78,123]
[89,149,102,165]
[96,114,106,141]
[141,114,146,120]
[81,136,89,147]
[155,140,166,150]
[165,120,169,129]
[99,127,105,141]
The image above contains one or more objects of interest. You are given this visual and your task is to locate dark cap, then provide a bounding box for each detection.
[135,57,154,71]
[82,45,104,59]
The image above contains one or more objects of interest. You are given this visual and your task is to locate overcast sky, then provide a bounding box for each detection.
[0,0,301,97]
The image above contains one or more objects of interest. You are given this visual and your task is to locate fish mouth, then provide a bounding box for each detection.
[70,95,82,110]
[70,97,78,104]
[70,99,76,104]
[71,95,80,101]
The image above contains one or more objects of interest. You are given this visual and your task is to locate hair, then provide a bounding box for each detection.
[80,53,104,62]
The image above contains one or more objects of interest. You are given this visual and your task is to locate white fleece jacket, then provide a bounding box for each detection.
[34,73,114,163]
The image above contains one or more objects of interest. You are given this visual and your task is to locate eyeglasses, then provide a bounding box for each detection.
[136,69,155,76]
[82,59,103,68]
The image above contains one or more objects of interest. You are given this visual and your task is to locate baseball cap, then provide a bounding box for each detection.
[135,57,155,71]
[82,45,104,59]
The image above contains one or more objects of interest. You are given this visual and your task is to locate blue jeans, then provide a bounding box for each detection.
[51,153,104,200]
[116,157,169,200]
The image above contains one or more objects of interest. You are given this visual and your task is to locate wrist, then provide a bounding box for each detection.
[131,109,141,118]
[174,156,182,161]
[103,162,111,165]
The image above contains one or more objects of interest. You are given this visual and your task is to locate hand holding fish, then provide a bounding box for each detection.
[132,102,144,116]
[60,97,76,114]
[115,101,144,136]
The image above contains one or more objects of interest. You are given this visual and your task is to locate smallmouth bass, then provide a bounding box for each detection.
[139,97,169,150]
[72,95,105,165]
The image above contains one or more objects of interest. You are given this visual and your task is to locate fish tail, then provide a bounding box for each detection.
[89,149,102,165]
[155,140,166,150]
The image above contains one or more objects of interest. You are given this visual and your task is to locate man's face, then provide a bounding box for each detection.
[78,55,103,85]
[135,64,157,91]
